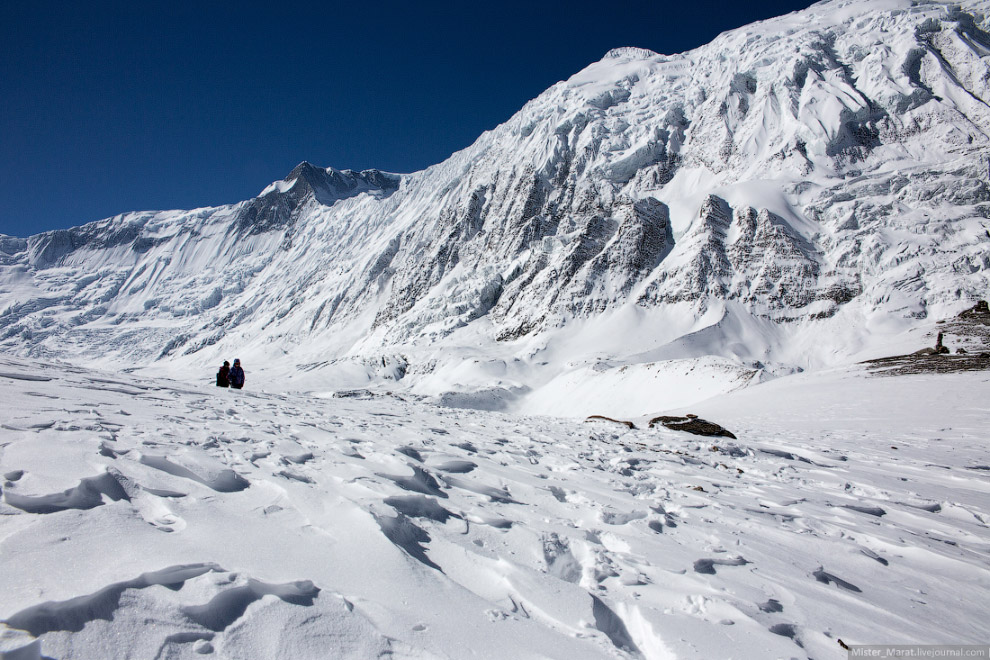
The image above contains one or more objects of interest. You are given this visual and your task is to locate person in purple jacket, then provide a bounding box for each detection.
[229,359,245,389]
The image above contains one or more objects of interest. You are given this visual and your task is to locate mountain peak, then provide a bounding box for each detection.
[285,161,325,183]
[264,162,400,207]
[602,47,659,61]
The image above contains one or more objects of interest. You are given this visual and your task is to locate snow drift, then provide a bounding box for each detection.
[0,0,989,416]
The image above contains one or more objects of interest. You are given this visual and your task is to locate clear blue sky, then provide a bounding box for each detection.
[0,0,814,238]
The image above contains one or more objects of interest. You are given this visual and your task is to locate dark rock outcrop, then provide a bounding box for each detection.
[649,415,737,439]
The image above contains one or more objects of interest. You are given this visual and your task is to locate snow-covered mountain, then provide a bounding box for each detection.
[1,0,989,414]
[3,3,990,657]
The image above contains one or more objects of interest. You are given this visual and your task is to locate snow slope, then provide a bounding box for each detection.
[1,357,987,659]
[2,2,990,657]
[0,0,988,416]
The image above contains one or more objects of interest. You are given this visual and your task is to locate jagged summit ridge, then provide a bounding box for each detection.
[0,0,988,404]
[274,161,400,206]
[601,47,661,60]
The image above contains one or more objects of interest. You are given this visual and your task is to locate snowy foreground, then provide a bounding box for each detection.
[0,356,988,659]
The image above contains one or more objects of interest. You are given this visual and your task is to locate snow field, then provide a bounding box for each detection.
[0,356,987,659]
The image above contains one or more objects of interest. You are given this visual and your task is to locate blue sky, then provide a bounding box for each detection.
[0,1,814,237]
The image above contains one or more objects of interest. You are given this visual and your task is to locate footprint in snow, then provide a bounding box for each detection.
[693,557,751,574]
[443,475,519,504]
[0,371,52,382]
[600,509,647,525]
[396,446,425,462]
[373,512,443,572]
[590,594,641,656]
[432,460,476,474]
[841,504,887,517]
[470,515,513,529]
[377,465,447,498]
[275,439,314,465]
[860,548,889,565]
[542,533,582,583]
[813,567,862,592]
[898,499,941,513]
[384,494,457,523]
[120,474,188,533]
[278,469,314,484]
[768,623,803,647]
[139,453,250,493]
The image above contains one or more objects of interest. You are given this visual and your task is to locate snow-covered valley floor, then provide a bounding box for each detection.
[0,355,988,659]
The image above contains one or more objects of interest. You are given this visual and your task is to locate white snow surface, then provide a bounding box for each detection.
[0,0,988,418]
[0,356,988,659]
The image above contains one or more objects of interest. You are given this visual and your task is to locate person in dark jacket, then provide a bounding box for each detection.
[229,359,245,389]
[216,361,230,387]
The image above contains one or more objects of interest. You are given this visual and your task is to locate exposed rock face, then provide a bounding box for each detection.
[864,300,990,374]
[648,415,737,439]
[0,0,988,378]
[960,300,990,318]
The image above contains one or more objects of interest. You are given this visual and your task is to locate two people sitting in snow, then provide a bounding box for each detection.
[216,359,245,389]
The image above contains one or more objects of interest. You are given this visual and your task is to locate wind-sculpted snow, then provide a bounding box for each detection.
[0,0,989,412]
[1,356,989,658]
[3,470,130,514]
